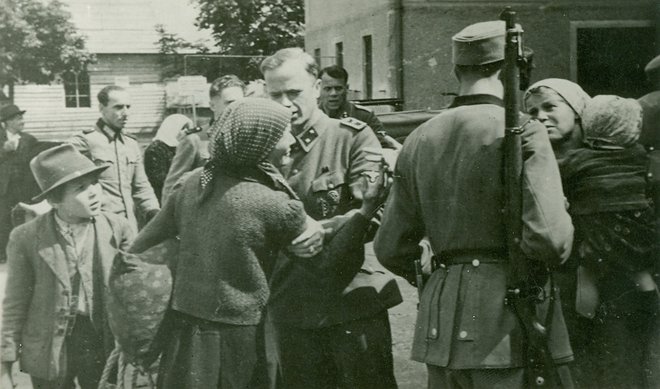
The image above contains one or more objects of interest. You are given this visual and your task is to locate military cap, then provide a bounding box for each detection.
[644,54,660,75]
[452,21,506,66]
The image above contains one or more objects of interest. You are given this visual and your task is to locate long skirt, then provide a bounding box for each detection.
[156,310,268,389]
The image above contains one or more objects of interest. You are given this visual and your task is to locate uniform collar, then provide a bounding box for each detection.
[96,118,124,143]
[449,94,504,108]
[321,99,351,119]
[292,109,327,153]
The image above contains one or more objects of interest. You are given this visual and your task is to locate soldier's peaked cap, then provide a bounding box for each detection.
[644,54,660,75]
[452,20,509,66]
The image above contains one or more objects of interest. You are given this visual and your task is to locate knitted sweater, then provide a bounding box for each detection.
[130,168,370,325]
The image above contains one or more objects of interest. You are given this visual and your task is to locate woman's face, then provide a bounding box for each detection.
[525,89,578,144]
[267,124,296,168]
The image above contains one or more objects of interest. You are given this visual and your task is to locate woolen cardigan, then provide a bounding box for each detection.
[129,167,370,326]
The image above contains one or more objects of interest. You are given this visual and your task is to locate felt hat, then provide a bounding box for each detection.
[452,20,507,65]
[30,144,109,202]
[0,104,25,122]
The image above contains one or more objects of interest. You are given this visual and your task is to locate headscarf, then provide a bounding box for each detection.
[523,78,591,118]
[582,95,643,149]
[154,114,192,147]
[200,98,292,192]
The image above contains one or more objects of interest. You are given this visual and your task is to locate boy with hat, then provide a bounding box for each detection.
[0,104,38,263]
[375,20,574,388]
[0,144,134,389]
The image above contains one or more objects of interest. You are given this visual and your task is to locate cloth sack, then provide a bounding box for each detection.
[107,239,177,366]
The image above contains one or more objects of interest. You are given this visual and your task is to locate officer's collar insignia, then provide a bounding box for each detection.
[294,126,319,153]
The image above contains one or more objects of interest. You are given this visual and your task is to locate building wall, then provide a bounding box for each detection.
[304,0,396,100]
[305,0,656,110]
[14,54,167,141]
[401,0,656,109]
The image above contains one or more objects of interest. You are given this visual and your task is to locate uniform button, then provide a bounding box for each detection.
[328,184,334,189]
[472,259,480,267]
[648,172,654,178]
[430,328,438,337]
[459,330,468,339]
[650,146,655,151]
[292,169,299,174]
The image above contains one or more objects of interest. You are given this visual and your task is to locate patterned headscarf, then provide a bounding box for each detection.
[200,98,292,190]
[524,78,591,118]
[582,95,643,149]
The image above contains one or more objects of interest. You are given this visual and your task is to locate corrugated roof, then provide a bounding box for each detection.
[63,0,214,54]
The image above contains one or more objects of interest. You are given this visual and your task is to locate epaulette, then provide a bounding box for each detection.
[353,104,373,113]
[83,127,96,134]
[340,117,367,131]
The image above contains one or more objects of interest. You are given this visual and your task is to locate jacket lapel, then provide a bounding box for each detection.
[37,212,71,289]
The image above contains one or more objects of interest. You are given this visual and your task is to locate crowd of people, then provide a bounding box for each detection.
[0,17,658,389]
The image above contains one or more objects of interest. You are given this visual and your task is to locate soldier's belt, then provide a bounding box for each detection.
[433,249,507,270]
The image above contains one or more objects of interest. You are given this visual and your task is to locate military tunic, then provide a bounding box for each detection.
[68,120,159,231]
[322,100,385,135]
[374,94,574,369]
[269,109,401,327]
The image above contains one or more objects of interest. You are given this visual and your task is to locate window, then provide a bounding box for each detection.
[335,42,344,68]
[314,48,322,67]
[63,71,91,108]
[362,35,373,99]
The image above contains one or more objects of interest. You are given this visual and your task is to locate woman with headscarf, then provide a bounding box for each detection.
[127,98,387,389]
[523,78,591,159]
[526,81,660,388]
[144,114,193,202]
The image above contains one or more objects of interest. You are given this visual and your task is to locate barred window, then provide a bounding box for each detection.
[63,71,91,108]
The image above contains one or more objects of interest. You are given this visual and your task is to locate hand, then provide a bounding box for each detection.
[358,167,393,217]
[1,362,14,389]
[3,138,18,152]
[288,216,326,258]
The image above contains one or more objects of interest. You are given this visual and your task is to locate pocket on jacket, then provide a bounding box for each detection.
[310,171,347,218]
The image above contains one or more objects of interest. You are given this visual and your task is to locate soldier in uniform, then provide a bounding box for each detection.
[319,65,385,134]
[261,48,401,389]
[374,21,574,388]
[68,85,159,232]
[161,75,245,204]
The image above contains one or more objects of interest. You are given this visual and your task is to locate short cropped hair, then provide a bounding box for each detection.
[260,48,319,78]
[319,65,349,83]
[454,60,504,79]
[97,85,126,106]
[209,75,246,99]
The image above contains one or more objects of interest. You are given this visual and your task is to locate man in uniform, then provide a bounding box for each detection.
[161,75,245,204]
[318,65,385,135]
[262,48,400,389]
[374,21,574,388]
[69,85,159,231]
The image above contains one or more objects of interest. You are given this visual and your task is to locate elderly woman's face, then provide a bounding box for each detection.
[267,124,296,169]
[525,89,578,144]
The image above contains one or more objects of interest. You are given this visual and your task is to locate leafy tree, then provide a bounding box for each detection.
[0,0,93,96]
[155,24,211,80]
[194,0,304,80]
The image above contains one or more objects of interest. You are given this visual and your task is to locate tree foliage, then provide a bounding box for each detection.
[155,24,211,80]
[194,0,304,79]
[0,0,93,90]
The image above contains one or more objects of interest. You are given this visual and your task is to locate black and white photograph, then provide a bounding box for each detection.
[0,0,659,388]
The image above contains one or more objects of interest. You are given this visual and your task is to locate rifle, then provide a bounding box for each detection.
[500,8,565,388]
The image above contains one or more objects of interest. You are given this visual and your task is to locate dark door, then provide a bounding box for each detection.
[577,26,656,98]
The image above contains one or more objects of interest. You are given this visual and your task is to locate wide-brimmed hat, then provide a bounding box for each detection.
[30,144,109,202]
[0,104,25,122]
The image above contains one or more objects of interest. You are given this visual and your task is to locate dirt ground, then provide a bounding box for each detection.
[0,244,427,389]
